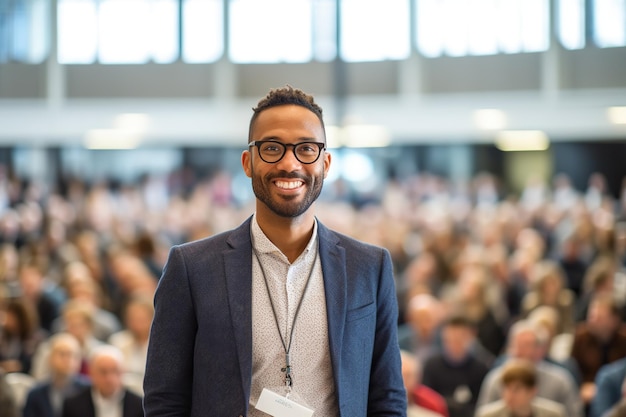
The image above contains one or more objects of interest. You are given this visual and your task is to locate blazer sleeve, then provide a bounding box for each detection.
[143,245,198,417]
[367,247,408,416]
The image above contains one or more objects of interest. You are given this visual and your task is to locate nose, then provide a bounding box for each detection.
[275,146,302,171]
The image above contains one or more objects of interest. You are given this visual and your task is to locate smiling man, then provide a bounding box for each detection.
[143,85,406,417]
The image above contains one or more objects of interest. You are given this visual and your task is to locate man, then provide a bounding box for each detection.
[421,314,490,417]
[476,320,582,417]
[143,85,406,416]
[571,293,626,406]
[23,333,89,417]
[475,359,565,417]
[61,345,143,417]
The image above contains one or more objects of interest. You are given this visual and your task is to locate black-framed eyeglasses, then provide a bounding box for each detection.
[249,140,326,164]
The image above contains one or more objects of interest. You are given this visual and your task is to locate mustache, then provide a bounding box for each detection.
[266,171,308,182]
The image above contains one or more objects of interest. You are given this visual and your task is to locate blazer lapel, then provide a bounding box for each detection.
[223,217,254,403]
[317,221,347,388]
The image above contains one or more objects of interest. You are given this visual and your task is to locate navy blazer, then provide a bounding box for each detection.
[144,217,406,416]
[23,377,89,417]
[61,388,144,417]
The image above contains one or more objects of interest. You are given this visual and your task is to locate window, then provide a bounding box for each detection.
[594,0,626,47]
[182,0,224,63]
[416,0,549,57]
[229,0,313,63]
[58,0,178,64]
[558,0,626,49]
[0,0,49,63]
[340,0,410,62]
[557,0,585,49]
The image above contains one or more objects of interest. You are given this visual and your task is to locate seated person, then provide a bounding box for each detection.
[475,359,566,417]
[476,320,582,417]
[23,333,89,417]
[61,345,143,417]
[421,314,491,417]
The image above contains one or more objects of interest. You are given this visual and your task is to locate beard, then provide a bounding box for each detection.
[251,165,324,218]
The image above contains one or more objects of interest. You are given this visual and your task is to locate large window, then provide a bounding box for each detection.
[340,0,410,62]
[183,0,224,63]
[3,0,626,65]
[229,0,335,63]
[416,0,550,57]
[58,0,179,64]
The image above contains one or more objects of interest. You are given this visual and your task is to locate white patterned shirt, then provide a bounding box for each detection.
[248,215,338,416]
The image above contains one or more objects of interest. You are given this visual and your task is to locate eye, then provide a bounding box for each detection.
[260,142,283,154]
[297,143,318,154]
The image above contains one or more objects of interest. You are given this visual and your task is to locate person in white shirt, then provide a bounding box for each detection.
[61,345,143,417]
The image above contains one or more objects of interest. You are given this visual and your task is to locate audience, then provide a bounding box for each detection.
[0,167,625,416]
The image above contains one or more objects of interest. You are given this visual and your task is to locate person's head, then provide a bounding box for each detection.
[530,260,565,304]
[587,293,623,341]
[507,320,547,362]
[123,295,154,341]
[242,86,331,219]
[583,255,616,294]
[405,293,444,338]
[48,332,82,379]
[1,297,38,340]
[61,300,95,343]
[441,314,477,362]
[500,359,539,413]
[88,345,125,399]
[18,262,45,299]
[527,305,559,340]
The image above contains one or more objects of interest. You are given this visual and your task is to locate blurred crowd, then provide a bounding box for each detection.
[0,166,626,417]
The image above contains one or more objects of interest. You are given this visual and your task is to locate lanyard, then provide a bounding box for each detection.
[253,248,317,390]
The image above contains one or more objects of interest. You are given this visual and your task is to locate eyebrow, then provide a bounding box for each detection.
[257,136,320,142]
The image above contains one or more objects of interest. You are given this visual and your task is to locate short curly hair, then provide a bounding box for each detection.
[248,85,325,143]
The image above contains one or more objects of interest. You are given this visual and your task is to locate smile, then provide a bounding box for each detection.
[274,180,303,190]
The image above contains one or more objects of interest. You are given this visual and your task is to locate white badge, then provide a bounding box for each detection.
[255,388,314,417]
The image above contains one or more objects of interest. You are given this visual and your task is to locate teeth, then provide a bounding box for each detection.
[275,180,303,190]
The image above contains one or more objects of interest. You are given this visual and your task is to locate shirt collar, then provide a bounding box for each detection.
[251,213,318,263]
[92,388,124,407]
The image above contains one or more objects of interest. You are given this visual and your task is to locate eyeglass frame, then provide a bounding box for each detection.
[248,140,326,164]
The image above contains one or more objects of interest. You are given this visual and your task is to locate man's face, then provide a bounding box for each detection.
[510,331,538,362]
[49,339,81,377]
[588,302,619,339]
[442,325,474,361]
[502,381,536,412]
[90,354,123,398]
[242,105,330,218]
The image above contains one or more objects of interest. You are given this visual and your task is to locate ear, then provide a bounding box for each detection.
[242,150,252,178]
[323,151,331,179]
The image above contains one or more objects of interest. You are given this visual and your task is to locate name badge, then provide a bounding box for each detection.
[255,388,314,417]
